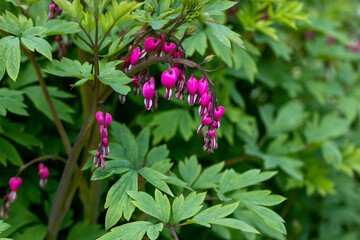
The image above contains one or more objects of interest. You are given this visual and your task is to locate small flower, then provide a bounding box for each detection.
[214,106,225,121]
[142,77,156,110]
[162,42,176,55]
[161,67,180,99]
[132,76,140,96]
[130,47,141,65]
[39,164,49,188]
[199,92,211,116]
[94,111,113,169]
[144,37,160,52]
[187,74,198,106]
[197,113,212,134]
[196,76,208,103]
[8,177,22,203]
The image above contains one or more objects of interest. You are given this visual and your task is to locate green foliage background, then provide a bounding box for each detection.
[1,0,360,239]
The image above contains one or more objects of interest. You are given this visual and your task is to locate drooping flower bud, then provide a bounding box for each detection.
[162,42,176,55]
[142,77,156,110]
[39,164,49,188]
[199,92,211,116]
[132,76,140,95]
[9,177,22,192]
[144,37,160,52]
[103,137,109,155]
[187,74,198,106]
[214,106,225,121]
[121,56,131,69]
[8,177,22,203]
[209,129,218,149]
[99,126,108,137]
[196,76,208,103]
[197,113,212,134]
[104,113,112,127]
[130,47,141,65]
[96,111,104,125]
[161,67,180,99]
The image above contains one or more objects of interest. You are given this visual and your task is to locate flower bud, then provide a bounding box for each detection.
[142,77,156,110]
[214,106,225,121]
[162,42,176,55]
[161,67,180,99]
[130,47,141,65]
[9,177,22,192]
[144,37,160,52]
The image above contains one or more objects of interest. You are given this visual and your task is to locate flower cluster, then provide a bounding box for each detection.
[94,111,112,169]
[39,163,50,188]
[48,1,62,19]
[118,35,225,153]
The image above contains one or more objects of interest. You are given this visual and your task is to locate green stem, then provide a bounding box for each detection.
[46,103,97,240]
[169,225,179,240]
[21,47,72,154]
[15,155,66,178]
[46,7,102,239]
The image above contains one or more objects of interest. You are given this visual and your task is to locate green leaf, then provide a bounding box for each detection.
[237,202,286,235]
[150,109,195,144]
[0,11,21,36]
[146,223,163,240]
[322,141,342,168]
[263,156,303,181]
[111,122,139,167]
[205,22,244,49]
[97,221,154,240]
[91,160,134,180]
[172,192,206,224]
[138,167,174,197]
[0,88,28,116]
[191,203,239,227]
[43,57,92,79]
[209,218,259,234]
[259,102,307,137]
[128,189,171,223]
[203,0,237,16]
[182,28,207,56]
[0,120,40,149]
[219,169,276,194]
[0,36,20,81]
[99,61,132,95]
[304,113,349,143]
[104,170,138,229]
[193,162,224,189]
[232,190,286,207]
[0,221,11,233]
[189,202,258,233]
[136,127,150,161]
[146,144,169,167]
[24,86,75,123]
[66,221,106,240]
[179,110,195,141]
[15,224,47,240]
[0,136,23,166]
[179,155,201,187]
[21,36,52,60]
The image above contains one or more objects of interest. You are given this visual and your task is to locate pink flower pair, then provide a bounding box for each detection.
[94,111,113,169]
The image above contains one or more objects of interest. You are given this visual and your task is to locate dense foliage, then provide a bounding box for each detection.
[1,0,360,239]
